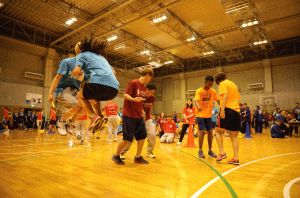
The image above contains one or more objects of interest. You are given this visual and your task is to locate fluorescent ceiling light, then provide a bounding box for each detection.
[141,50,150,55]
[164,60,173,64]
[263,40,268,43]
[254,42,258,45]
[72,18,77,21]
[162,15,167,20]
[107,35,117,41]
[258,41,263,44]
[242,23,247,27]
[153,18,158,23]
[253,21,259,25]
[157,18,163,22]
[247,22,253,26]
[66,20,73,25]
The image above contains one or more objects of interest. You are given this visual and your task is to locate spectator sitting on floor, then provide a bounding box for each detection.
[160,114,177,143]
[271,119,288,138]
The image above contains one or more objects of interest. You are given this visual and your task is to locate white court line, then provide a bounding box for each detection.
[283,177,300,198]
[0,143,91,154]
[191,152,300,198]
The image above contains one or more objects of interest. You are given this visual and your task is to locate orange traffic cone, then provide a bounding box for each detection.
[184,124,197,148]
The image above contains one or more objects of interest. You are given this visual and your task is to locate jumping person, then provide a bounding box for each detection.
[214,72,241,165]
[177,99,195,146]
[193,76,220,158]
[120,83,157,159]
[72,36,119,131]
[112,68,153,165]
[48,54,89,136]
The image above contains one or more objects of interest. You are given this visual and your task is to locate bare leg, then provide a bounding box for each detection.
[207,129,213,150]
[89,100,103,117]
[215,127,225,154]
[136,139,146,158]
[62,105,81,121]
[229,131,239,159]
[115,140,131,155]
[77,90,95,117]
[71,107,86,122]
[198,130,206,149]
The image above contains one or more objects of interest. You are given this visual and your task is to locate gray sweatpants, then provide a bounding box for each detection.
[108,115,118,140]
[121,119,156,154]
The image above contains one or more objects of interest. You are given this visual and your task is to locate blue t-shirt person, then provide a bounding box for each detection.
[75,52,119,90]
[55,57,89,97]
[254,109,263,122]
[211,107,219,122]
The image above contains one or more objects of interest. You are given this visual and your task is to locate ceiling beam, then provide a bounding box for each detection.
[51,0,136,45]
[94,0,185,39]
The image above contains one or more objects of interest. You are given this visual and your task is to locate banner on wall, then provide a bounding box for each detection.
[26,93,42,105]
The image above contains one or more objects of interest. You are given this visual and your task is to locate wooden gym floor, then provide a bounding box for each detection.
[0,128,299,198]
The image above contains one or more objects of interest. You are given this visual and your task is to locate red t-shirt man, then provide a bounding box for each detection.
[104,101,118,117]
[122,79,146,119]
[143,95,155,121]
[163,120,177,133]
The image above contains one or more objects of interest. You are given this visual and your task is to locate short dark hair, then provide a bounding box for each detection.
[79,34,107,55]
[19,108,23,110]
[296,102,299,105]
[256,106,260,109]
[215,72,227,85]
[244,103,247,105]
[141,68,154,77]
[14,109,17,111]
[239,103,243,107]
[120,108,123,110]
[4,106,7,109]
[146,83,156,90]
[205,76,214,82]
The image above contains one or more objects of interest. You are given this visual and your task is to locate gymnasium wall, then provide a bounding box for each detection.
[152,54,300,115]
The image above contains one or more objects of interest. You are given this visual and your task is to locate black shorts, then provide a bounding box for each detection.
[122,116,147,142]
[50,120,56,125]
[219,108,241,132]
[82,83,118,101]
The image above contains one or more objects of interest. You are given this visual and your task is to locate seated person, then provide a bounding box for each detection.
[271,119,288,138]
[160,114,177,143]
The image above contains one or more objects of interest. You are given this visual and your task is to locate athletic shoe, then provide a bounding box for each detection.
[216,153,227,161]
[114,138,117,142]
[177,142,182,146]
[134,156,149,164]
[80,140,84,145]
[57,121,67,136]
[208,150,217,158]
[77,135,81,140]
[120,154,125,160]
[146,152,155,158]
[198,150,205,158]
[112,155,125,165]
[228,158,239,165]
[88,115,101,131]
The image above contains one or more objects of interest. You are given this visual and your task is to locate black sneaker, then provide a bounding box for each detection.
[112,155,125,165]
[134,156,149,164]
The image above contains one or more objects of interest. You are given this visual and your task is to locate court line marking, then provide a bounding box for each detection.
[191,152,300,198]
[173,148,238,198]
[0,143,91,154]
[283,177,300,198]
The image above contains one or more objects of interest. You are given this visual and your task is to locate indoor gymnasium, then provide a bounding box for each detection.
[0,0,300,197]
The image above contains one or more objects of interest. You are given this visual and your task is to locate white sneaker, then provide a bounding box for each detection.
[58,121,67,136]
[114,138,117,142]
[177,142,182,146]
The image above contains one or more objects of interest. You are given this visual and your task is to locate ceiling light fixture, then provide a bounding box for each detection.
[164,60,173,64]
[203,51,215,56]
[107,35,117,42]
[253,40,268,45]
[0,2,4,8]
[153,14,167,23]
[241,20,259,28]
[187,36,196,41]
[66,19,73,25]
[71,18,77,21]
[140,50,150,55]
